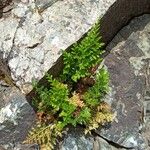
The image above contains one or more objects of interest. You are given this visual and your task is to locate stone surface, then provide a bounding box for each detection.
[93,136,126,150]
[0,0,150,150]
[0,83,36,149]
[0,144,39,150]
[35,0,60,11]
[0,0,116,93]
[0,0,149,94]
[95,14,150,149]
[60,127,94,150]
[0,0,12,9]
[12,144,39,150]
[59,128,126,150]
[100,0,150,44]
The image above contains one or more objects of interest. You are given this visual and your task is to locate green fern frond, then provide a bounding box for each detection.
[83,67,109,107]
[26,19,114,150]
[62,20,104,82]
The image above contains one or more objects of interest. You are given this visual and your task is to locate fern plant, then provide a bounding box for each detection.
[85,102,114,134]
[24,123,63,150]
[82,68,109,108]
[25,20,114,150]
[33,75,70,114]
[62,20,104,82]
[32,74,92,127]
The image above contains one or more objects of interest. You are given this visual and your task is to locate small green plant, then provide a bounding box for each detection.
[83,68,109,108]
[33,75,70,114]
[25,20,114,149]
[33,74,91,127]
[62,21,104,82]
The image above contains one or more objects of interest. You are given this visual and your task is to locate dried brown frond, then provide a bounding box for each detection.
[97,101,111,113]
[70,93,85,108]
[37,112,55,123]
[85,102,115,134]
[24,123,62,150]
[81,77,95,86]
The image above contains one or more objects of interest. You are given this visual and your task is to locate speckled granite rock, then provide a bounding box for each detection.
[0,144,39,150]
[0,0,12,8]
[0,0,116,93]
[35,0,60,11]
[0,83,36,149]
[93,136,126,150]
[95,14,150,149]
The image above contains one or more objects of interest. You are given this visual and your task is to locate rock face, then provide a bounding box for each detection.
[0,0,149,94]
[60,14,150,150]
[96,14,150,149]
[59,127,126,150]
[60,127,94,150]
[0,83,36,149]
[0,0,150,149]
[0,0,116,93]
[100,0,150,44]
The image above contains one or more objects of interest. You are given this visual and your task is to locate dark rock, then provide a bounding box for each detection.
[0,144,39,150]
[59,128,126,150]
[101,0,150,44]
[13,144,39,150]
[0,84,36,148]
[59,127,94,150]
[96,14,150,149]
[93,136,126,150]
[0,0,12,9]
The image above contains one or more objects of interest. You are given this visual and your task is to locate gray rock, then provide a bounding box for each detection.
[60,128,128,150]
[0,84,36,148]
[0,0,12,8]
[60,127,94,150]
[1,0,116,93]
[93,136,126,150]
[100,0,150,44]
[13,144,39,150]
[0,0,149,94]
[0,144,39,150]
[0,0,150,149]
[95,14,150,149]
[35,0,60,12]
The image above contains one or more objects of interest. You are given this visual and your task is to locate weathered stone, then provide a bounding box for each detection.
[35,0,60,12]
[0,0,150,149]
[60,127,94,150]
[60,128,128,150]
[0,0,12,9]
[100,0,150,44]
[0,0,116,93]
[0,84,36,147]
[12,144,39,150]
[0,144,39,150]
[93,136,126,150]
[142,121,150,150]
[0,0,149,94]
[95,14,150,149]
